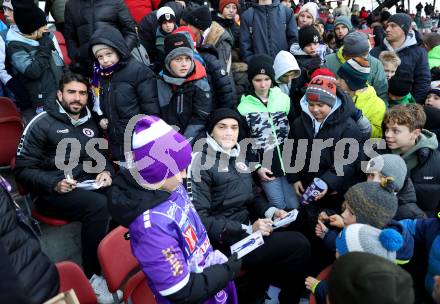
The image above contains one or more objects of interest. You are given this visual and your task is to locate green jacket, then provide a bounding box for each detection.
[389,93,416,107]
[237,87,290,176]
[325,47,389,102]
[428,45,440,70]
[352,85,386,139]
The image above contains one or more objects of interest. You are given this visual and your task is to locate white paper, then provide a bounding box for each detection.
[272,209,299,229]
[75,179,101,190]
[230,231,264,259]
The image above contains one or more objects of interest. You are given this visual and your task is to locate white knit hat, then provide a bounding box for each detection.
[3,0,13,10]
[92,44,112,56]
[299,2,319,22]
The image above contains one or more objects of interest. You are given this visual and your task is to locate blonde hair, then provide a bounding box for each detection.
[379,51,401,68]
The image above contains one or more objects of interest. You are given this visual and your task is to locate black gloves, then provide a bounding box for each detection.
[224,253,242,280]
[38,33,54,53]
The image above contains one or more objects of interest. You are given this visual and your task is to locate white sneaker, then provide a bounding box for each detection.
[89,274,123,304]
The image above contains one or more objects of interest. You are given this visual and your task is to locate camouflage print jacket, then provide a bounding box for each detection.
[237,87,291,177]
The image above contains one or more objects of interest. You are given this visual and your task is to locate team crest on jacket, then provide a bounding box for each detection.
[82,128,94,137]
[183,223,198,253]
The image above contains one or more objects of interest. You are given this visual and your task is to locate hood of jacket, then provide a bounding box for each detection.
[203,21,233,47]
[6,27,39,46]
[89,25,131,61]
[107,169,172,227]
[354,84,379,102]
[253,0,282,10]
[274,50,301,83]
[300,87,356,135]
[383,30,418,53]
[428,45,440,69]
[396,129,438,171]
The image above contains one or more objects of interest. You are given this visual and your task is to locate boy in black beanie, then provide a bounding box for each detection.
[388,74,416,106]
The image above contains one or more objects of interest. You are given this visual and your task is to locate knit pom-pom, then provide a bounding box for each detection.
[379,228,403,251]
[380,176,397,193]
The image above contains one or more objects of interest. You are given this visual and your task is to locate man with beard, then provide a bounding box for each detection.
[14,72,118,303]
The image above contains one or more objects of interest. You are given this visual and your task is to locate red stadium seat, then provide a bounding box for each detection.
[98,226,139,301]
[56,261,97,304]
[0,97,23,167]
[309,265,333,304]
[54,31,71,66]
[123,270,157,304]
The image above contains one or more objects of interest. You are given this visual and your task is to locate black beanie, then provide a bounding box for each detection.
[329,252,414,304]
[207,108,242,134]
[247,54,275,83]
[299,25,320,50]
[388,74,413,97]
[388,13,412,36]
[381,11,391,23]
[164,33,193,57]
[182,6,212,31]
[12,0,47,35]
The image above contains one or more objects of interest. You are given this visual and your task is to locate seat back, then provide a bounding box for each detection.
[54,31,71,66]
[123,271,157,304]
[56,261,97,304]
[0,97,23,167]
[309,265,332,304]
[98,226,139,293]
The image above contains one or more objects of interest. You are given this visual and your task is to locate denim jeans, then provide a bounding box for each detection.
[262,176,299,209]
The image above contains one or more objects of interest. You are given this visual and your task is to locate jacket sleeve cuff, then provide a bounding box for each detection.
[241,224,252,235]
[264,207,278,220]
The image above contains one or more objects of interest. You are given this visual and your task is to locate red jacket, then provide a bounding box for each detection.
[124,0,160,23]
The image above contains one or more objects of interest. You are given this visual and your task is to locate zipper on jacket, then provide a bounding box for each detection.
[177,92,183,115]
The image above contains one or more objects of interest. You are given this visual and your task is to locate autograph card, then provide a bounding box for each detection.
[75,180,102,190]
[272,209,299,229]
[230,231,264,259]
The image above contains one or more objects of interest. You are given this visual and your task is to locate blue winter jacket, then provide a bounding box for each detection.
[400,218,440,296]
[239,0,298,63]
[370,31,431,104]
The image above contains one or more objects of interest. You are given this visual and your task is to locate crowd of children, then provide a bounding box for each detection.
[1,0,440,303]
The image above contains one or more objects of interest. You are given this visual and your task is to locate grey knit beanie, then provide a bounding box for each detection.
[366,154,407,192]
[344,182,398,228]
[335,16,353,31]
[342,32,370,57]
[388,13,412,36]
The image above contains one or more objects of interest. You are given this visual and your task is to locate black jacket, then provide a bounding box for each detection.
[198,45,237,109]
[191,138,270,248]
[107,169,237,304]
[14,99,114,196]
[287,89,364,194]
[64,0,137,75]
[89,25,159,160]
[157,61,213,141]
[240,1,298,63]
[0,182,59,304]
[394,176,426,220]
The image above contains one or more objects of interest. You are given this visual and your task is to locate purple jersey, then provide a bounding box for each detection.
[129,184,238,304]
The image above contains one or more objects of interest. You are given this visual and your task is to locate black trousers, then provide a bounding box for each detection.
[36,188,110,278]
[239,231,311,304]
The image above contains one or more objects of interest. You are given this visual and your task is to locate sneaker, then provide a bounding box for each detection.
[89,274,123,304]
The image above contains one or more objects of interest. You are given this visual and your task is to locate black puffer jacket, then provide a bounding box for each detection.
[89,25,159,160]
[0,182,59,304]
[191,137,270,248]
[394,176,426,220]
[198,45,237,109]
[287,89,363,194]
[64,0,137,74]
[157,61,213,141]
[14,98,114,196]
